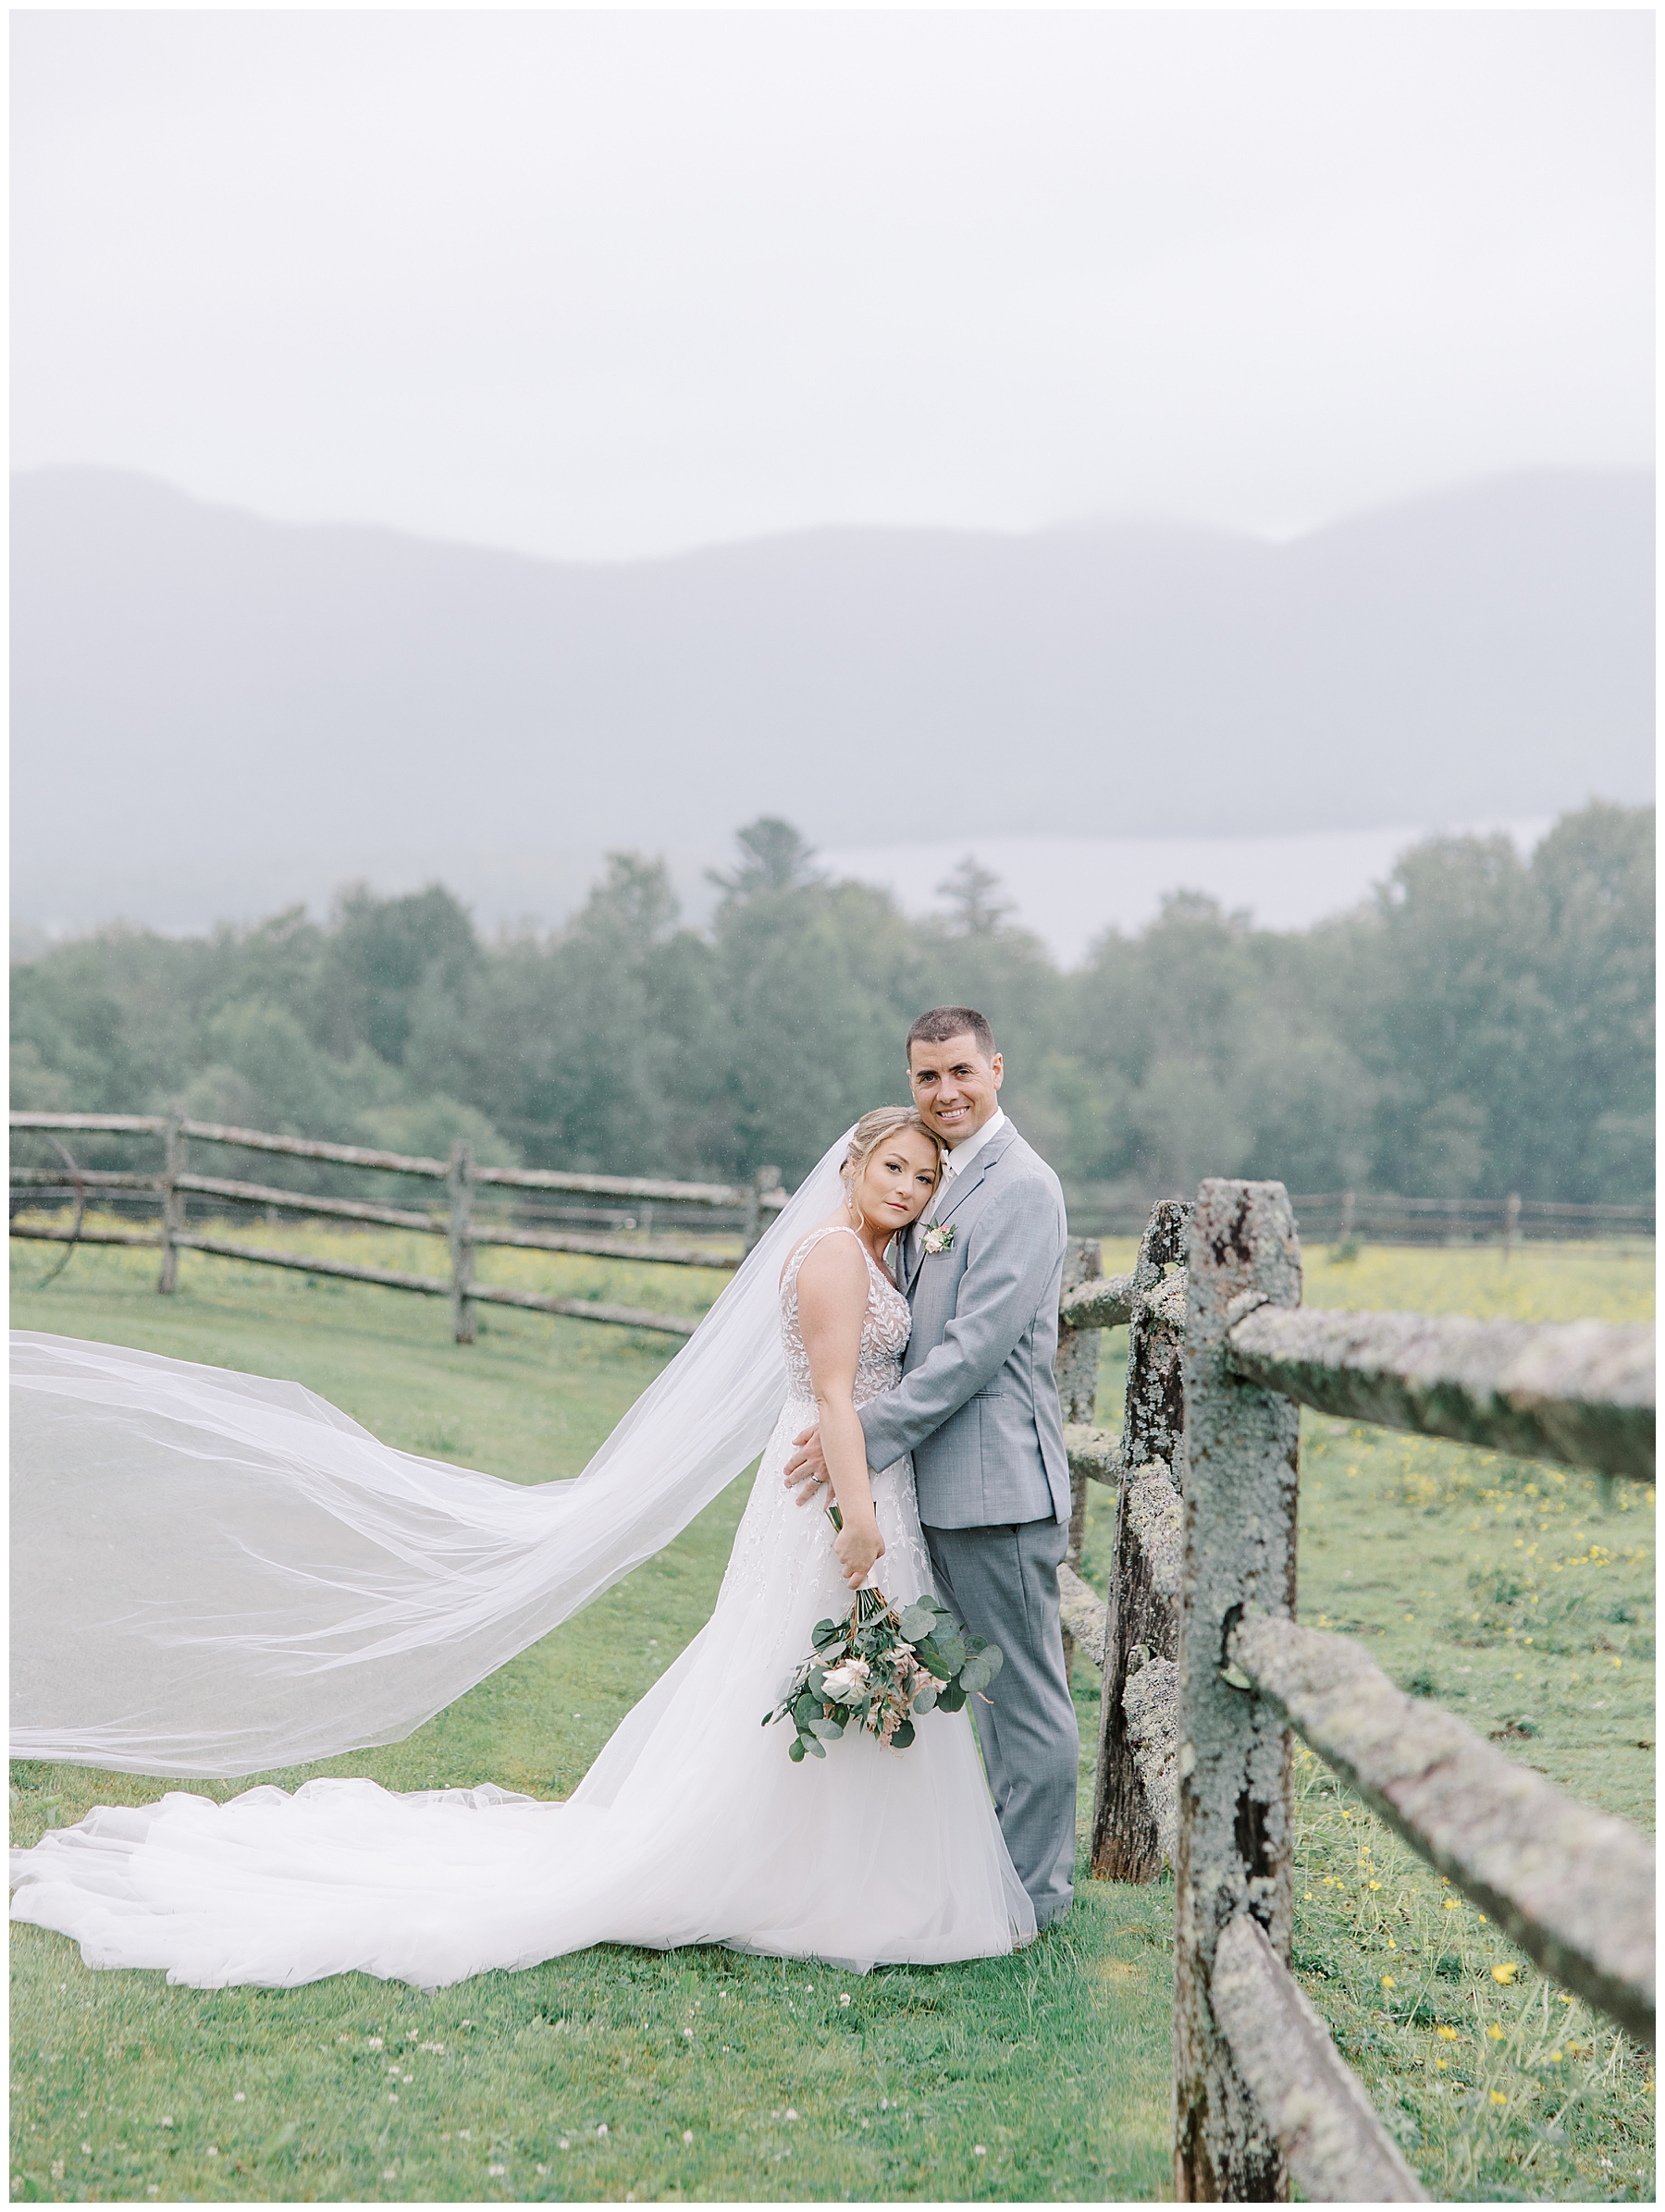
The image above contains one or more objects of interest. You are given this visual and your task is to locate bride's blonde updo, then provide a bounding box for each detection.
[841,1105,943,1227]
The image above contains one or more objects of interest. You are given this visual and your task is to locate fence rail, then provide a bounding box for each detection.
[1289,1189,1652,1247]
[9,1112,777,1339]
[1209,1910,1427,2201]
[1065,1186,1653,1246]
[13,1112,790,1207]
[1227,1606,1654,2046]
[1226,1304,1656,1482]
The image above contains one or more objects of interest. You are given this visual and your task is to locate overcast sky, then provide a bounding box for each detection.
[12,9,1653,563]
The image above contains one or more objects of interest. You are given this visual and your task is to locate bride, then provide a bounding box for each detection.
[10,1107,1036,1987]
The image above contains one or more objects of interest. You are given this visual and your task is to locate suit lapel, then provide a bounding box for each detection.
[905,1123,1018,1295]
[900,1216,931,1296]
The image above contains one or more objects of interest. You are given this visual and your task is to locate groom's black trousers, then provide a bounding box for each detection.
[921,1516,1079,1930]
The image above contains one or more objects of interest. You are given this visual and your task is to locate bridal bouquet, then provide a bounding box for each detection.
[763,1508,1004,1762]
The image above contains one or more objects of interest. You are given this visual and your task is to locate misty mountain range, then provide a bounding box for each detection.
[12,465,1652,938]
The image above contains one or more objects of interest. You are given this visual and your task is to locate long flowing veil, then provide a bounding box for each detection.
[11,1130,857,1778]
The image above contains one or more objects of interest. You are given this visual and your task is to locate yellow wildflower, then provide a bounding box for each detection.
[1381,1975,1396,1988]
[1491,1963,1518,1985]
[1436,2057,1448,2071]
[1486,2024,1504,2041]
[1490,2091,1507,2106]
[1437,2026,1459,2041]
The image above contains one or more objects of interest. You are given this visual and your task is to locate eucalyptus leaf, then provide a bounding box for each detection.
[788,1735,806,1763]
[889,1718,916,1750]
[912,1686,939,1714]
[804,1733,827,1758]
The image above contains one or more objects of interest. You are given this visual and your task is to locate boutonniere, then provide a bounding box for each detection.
[919,1223,956,1257]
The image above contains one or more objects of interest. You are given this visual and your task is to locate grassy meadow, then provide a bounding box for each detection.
[9,1219,1656,2203]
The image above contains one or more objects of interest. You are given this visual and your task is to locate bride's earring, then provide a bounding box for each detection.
[842,1171,866,1234]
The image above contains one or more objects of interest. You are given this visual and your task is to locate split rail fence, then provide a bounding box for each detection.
[1066,1187,1653,1247]
[1055,1178,1654,2202]
[1285,1188,1653,1249]
[8,1112,785,1341]
[11,1119,1656,2198]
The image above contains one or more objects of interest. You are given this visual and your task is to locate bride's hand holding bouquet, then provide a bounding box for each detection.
[832,1505,884,1590]
[765,1500,1004,1762]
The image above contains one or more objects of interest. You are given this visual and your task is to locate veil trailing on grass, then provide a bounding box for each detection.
[11,1130,856,1778]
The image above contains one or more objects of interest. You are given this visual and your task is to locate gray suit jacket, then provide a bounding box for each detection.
[857,1121,1070,1530]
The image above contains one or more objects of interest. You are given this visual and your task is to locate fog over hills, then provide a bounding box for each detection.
[11,465,1652,940]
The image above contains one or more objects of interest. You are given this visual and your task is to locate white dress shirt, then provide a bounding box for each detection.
[927,1107,1006,1221]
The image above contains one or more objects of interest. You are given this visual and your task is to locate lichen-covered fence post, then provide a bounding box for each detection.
[1174,1179,1302,2202]
[1089,1198,1190,1882]
[448,1139,475,1345]
[157,1113,187,1296]
[1057,1235,1104,1671]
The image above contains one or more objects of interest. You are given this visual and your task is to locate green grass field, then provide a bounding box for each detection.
[9,1223,1656,2202]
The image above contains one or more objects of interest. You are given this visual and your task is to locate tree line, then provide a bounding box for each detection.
[10,802,1652,1205]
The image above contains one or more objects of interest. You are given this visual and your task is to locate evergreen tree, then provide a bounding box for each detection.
[9,804,1653,1205]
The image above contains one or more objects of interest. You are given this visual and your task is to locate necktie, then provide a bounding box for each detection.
[927,1158,957,1224]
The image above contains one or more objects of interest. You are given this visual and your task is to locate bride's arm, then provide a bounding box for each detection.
[795,1237,886,1589]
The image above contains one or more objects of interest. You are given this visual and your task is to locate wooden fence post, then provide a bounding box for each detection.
[744,1166,781,1256]
[157,1113,186,1295]
[1057,1235,1104,1673]
[1503,1190,1521,1260]
[448,1140,475,1345]
[1339,1188,1355,1243]
[1174,1179,1302,2202]
[1089,1198,1190,1881]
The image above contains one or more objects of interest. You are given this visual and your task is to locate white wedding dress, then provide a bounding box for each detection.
[10,1224,1034,1988]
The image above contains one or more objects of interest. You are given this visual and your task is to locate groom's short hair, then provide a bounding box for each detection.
[906,1005,996,1063]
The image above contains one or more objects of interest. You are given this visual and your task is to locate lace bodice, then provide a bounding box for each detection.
[778,1225,911,1408]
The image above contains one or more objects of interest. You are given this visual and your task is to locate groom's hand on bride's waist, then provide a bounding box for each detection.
[783,1426,831,1505]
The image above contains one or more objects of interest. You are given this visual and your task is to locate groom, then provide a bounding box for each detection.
[784,1005,1078,1929]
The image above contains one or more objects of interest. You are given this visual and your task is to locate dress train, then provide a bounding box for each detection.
[10,1229,1035,1987]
